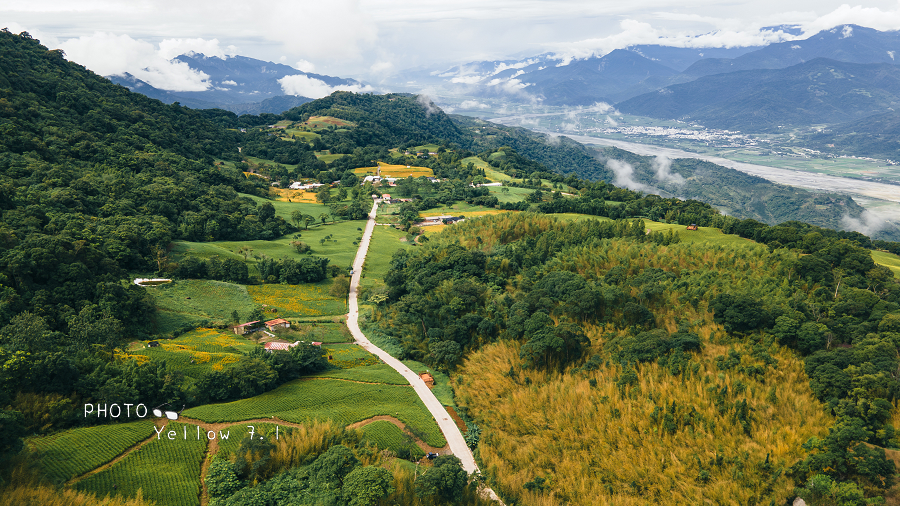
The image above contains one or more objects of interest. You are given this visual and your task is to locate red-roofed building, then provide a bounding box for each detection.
[263,341,300,352]
[233,321,260,335]
[264,318,291,331]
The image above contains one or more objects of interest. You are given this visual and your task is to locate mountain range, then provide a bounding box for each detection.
[109,53,362,114]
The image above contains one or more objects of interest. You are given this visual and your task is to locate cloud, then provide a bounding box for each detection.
[221,79,237,86]
[606,115,618,126]
[651,156,684,185]
[460,100,490,109]
[607,159,651,192]
[800,5,900,34]
[369,60,394,74]
[417,94,439,116]
[295,59,315,72]
[59,32,212,91]
[158,37,233,59]
[278,74,374,99]
[841,210,888,237]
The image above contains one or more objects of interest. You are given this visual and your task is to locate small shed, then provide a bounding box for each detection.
[419,372,435,388]
[686,224,699,231]
[264,318,291,331]
[148,341,160,348]
[233,321,260,335]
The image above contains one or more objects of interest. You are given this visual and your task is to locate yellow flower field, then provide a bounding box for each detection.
[354,162,434,178]
[271,188,319,202]
[247,283,347,317]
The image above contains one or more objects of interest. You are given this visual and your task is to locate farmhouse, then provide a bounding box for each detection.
[419,372,435,388]
[233,321,261,335]
[263,341,300,352]
[264,318,290,331]
[289,182,324,190]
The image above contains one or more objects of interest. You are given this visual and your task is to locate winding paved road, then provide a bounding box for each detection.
[346,203,503,503]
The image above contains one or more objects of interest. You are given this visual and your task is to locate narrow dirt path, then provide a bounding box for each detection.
[347,415,448,454]
[347,203,505,504]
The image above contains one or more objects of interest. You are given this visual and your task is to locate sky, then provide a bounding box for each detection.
[4,0,900,92]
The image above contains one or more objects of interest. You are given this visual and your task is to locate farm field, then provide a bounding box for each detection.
[279,321,352,343]
[270,188,319,203]
[361,226,411,283]
[131,328,252,377]
[239,193,338,224]
[305,115,355,128]
[644,220,759,248]
[872,249,900,278]
[317,153,346,163]
[247,282,347,318]
[74,422,206,506]
[487,185,530,203]
[359,420,425,459]
[244,156,298,173]
[324,342,380,368]
[172,224,363,277]
[353,162,435,178]
[28,420,157,485]
[146,280,256,334]
[311,363,408,384]
[182,379,447,448]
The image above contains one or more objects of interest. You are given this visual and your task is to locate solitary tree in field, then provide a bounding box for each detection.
[237,246,253,261]
[304,215,315,229]
[291,210,303,228]
[319,213,330,224]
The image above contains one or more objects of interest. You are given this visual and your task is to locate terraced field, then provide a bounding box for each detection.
[74,422,206,506]
[28,421,157,485]
[182,379,447,448]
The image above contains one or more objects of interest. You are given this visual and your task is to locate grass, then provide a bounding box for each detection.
[247,283,347,318]
[323,343,380,368]
[130,328,253,378]
[872,249,900,278]
[359,421,424,459]
[488,185,530,203]
[644,220,759,248]
[28,421,157,485]
[306,116,355,128]
[272,322,352,343]
[456,337,830,505]
[317,153,346,164]
[147,280,256,334]
[74,422,206,506]
[182,379,446,448]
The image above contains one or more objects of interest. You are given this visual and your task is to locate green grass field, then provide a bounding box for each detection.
[317,153,346,164]
[324,343,380,368]
[74,422,206,506]
[244,156,299,173]
[872,250,900,278]
[488,185,530,203]
[276,322,352,343]
[644,220,760,248]
[359,420,425,459]
[147,280,257,334]
[401,360,454,406]
[362,226,410,283]
[131,328,253,377]
[182,379,446,448]
[28,420,156,485]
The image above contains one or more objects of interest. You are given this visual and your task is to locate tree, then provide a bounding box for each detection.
[316,188,331,203]
[415,455,468,503]
[304,215,315,229]
[309,445,359,490]
[205,457,244,499]
[231,310,240,324]
[291,210,304,228]
[342,466,395,506]
[319,213,330,224]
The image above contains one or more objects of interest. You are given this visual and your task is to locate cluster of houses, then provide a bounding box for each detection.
[417,215,464,227]
[232,318,291,335]
[288,182,325,191]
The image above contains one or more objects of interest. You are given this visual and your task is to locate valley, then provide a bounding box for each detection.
[3,25,900,506]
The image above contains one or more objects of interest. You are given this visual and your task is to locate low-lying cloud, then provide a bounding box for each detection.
[607,159,651,192]
[417,94,440,116]
[841,210,889,237]
[652,156,684,185]
[278,75,374,99]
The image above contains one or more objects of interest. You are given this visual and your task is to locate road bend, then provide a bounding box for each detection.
[346,202,503,503]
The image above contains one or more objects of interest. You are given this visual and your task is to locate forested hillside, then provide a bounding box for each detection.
[371,213,900,504]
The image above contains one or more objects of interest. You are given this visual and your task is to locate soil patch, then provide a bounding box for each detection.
[445,406,468,434]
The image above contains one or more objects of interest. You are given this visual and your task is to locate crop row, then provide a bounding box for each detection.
[29,420,156,485]
[182,379,446,447]
[74,422,206,506]
[360,420,425,459]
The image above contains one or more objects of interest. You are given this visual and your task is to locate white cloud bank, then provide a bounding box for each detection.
[59,32,214,91]
[278,75,374,99]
